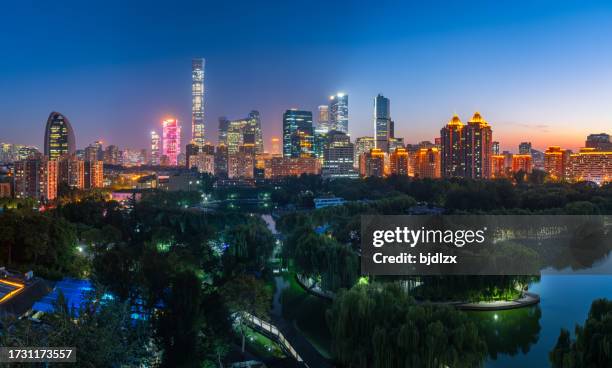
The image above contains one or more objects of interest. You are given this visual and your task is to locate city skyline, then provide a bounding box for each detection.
[2,1,612,152]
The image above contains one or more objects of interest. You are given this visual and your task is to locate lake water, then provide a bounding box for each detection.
[482,273,612,367]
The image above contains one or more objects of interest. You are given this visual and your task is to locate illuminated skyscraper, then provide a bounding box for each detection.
[246,110,264,154]
[492,141,500,155]
[192,58,205,147]
[317,105,330,132]
[585,133,612,151]
[283,109,314,158]
[162,119,181,166]
[329,93,348,134]
[150,131,160,165]
[44,111,75,160]
[464,112,493,179]
[440,114,465,177]
[322,130,357,178]
[519,142,532,154]
[270,137,281,155]
[355,137,375,169]
[374,94,391,152]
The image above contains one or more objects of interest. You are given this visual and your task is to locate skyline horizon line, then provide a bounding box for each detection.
[2,106,609,155]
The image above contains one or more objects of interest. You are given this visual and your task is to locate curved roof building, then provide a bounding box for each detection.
[44,111,75,160]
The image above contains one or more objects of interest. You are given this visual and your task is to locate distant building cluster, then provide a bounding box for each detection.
[1,58,610,203]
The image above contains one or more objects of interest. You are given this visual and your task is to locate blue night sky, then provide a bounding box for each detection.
[1,0,612,152]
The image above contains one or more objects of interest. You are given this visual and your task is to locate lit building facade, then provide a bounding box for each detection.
[214,144,229,178]
[44,111,76,160]
[360,148,385,177]
[228,152,254,179]
[84,160,104,189]
[270,137,281,155]
[389,147,409,176]
[440,114,465,178]
[317,105,330,133]
[14,157,58,201]
[567,148,611,185]
[585,133,612,151]
[59,155,85,189]
[151,131,161,165]
[354,137,375,169]
[329,93,348,134]
[464,112,493,179]
[282,109,314,158]
[270,157,320,178]
[511,154,533,174]
[162,119,181,166]
[414,147,441,179]
[544,146,571,181]
[322,131,357,178]
[491,154,507,178]
[192,58,206,147]
[374,94,391,152]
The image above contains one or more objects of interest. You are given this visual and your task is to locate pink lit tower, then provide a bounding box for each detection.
[162,119,181,166]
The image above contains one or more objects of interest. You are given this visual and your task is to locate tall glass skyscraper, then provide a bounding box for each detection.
[374,94,391,152]
[191,58,205,147]
[44,111,75,160]
[162,119,181,166]
[283,109,314,158]
[150,131,160,165]
[329,93,348,134]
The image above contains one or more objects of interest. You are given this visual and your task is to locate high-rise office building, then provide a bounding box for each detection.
[317,105,330,133]
[355,137,375,169]
[218,117,230,146]
[464,112,493,179]
[246,110,264,154]
[44,111,75,160]
[151,131,161,165]
[440,114,465,177]
[270,137,281,155]
[519,142,532,155]
[585,133,612,151]
[215,144,229,178]
[374,94,391,152]
[329,93,348,134]
[322,131,357,178]
[282,109,314,158]
[104,145,121,165]
[492,141,500,155]
[192,58,205,147]
[162,119,181,166]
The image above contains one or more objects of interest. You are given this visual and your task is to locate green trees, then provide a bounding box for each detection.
[221,274,272,353]
[0,289,153,368]
[550,298,612,368]
[327,283,488,368]
[0,210,84,279]
[222,218,275,276]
